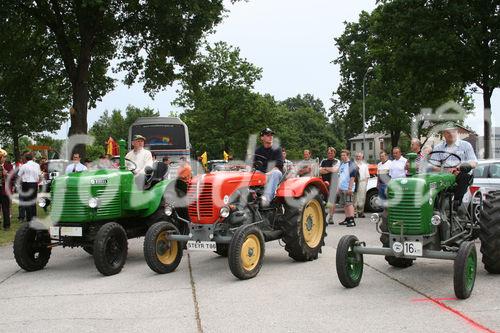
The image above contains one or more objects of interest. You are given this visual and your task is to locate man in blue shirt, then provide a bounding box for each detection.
[431,122,478,208]
[254,128,283,206]
[337,149,358,227]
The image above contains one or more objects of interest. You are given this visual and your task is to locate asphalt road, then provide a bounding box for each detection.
[0,216,498,333]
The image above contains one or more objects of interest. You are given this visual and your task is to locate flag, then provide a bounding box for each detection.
[106,137,119,156]
[223,151,229,162]
[201,152,208,167]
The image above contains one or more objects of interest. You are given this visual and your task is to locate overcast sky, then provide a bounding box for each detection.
[56,0,498,139]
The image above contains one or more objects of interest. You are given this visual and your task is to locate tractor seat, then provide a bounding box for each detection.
[144,162,169,190]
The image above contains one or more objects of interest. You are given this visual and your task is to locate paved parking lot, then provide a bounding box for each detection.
[0,216,498,333]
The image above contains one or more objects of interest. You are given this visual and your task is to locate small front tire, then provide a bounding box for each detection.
[336,235,364,288]
[228,225,265,280]
[144,222,183,274]
[454,241,477,299]
[93,222,128,276]
[13,222,52,272]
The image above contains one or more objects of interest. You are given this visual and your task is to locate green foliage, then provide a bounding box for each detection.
[332,2,474,148]
[0,6,69,160]
[89,105,159,151]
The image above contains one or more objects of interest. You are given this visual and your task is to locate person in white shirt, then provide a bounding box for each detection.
[354,151,370,218]
[377,151,392,201]
[17,153,42,221]
[126,135,154,191]
[65,153,88,174]
[389,147,407,179]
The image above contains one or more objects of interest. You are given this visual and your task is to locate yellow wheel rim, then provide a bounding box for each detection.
[302,199,324,248]
[156,231,178,265]
[240,234,261,272]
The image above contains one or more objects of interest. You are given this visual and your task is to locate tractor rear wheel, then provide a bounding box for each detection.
[228,224,265,280]
[379,211,415,268]
[144,222,183,274]
[282,187,326,261]
[336,235,363,288]
[93,222,128,276]
[454,241,477,299]
[13,222,52,272]
[478,191,500,274]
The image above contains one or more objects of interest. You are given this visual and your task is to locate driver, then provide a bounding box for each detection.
[125,135,154,174]
[430,122,478,208]
[254,128,283,206]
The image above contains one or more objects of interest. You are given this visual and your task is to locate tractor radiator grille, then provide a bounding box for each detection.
[387,190,424,234]
[187,182,214,220]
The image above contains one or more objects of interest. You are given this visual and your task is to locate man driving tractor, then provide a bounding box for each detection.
[254,127,284,206]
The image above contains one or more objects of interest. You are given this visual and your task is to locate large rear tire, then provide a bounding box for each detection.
[379,211,415,268]
[93,222,128,276]
[478,191,500,273]
[282,187,326,261]
[454,241,477,299]
[336,235,363,288]
[13,222,51,272]
[228,224,265,280]
[144,221,183,274]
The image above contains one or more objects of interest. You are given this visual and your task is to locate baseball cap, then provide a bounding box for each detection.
[133,134,146,141]
[439,122,459,131]
[260,127,275,136]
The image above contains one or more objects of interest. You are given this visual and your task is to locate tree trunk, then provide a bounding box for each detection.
[12,134,20,163]
[68,81,89,158]
[482,88,492,159]
[390,130,401,150]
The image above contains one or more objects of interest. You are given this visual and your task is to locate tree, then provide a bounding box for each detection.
[0,6,68,161]
[332,5,472,149]
[176,42,267,159]
[89,105,159,150]
[8,0,239,156]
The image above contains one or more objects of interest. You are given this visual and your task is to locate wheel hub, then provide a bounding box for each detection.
[306,216,313,231]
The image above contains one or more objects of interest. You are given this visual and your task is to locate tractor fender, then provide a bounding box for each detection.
[275,177,329,198]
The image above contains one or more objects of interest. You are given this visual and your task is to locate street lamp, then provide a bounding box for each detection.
[362,66,373,160]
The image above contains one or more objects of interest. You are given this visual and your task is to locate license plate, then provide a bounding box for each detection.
[404,241,422,256]
[50,226,83,238]
[187,240,217,251]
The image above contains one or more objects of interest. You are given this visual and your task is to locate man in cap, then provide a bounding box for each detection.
[254,127,284,205]
[431,122,477,208]
[0,149,13,230]
[126,134,154,174]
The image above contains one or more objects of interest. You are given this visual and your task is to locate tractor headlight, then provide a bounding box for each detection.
[164,205,174,217]
[431,215,441,226]
[370,213,380,223]
[38,198,49,208]
[220,206,230,218]
[88,197,99,209]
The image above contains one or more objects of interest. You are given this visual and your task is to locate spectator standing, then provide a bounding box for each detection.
[297,150,314,177]
[0,149,14,230]
[319,147,340,224]
[389,147,407,179]
[338,150,358,227]
[377,151,392,201]
[17,153,41,222]
[65,153,88,173]
[281,148,293,175]
[15,152,28,222]
[354,152,370,218]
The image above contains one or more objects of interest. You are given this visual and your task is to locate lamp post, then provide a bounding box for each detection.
[362,66,373,160]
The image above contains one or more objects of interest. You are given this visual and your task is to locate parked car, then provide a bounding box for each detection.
[472,159,500,193]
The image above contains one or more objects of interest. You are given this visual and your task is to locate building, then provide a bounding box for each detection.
[348,133,391,161]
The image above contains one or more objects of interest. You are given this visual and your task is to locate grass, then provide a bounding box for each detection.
[0,202,49,246]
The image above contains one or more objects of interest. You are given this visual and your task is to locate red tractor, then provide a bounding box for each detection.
[143,163,329,279]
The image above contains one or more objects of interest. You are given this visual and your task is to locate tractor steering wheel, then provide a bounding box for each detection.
[110,157,137,172]
[426,150,461,169]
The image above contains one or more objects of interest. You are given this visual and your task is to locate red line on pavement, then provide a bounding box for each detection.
[413,297,497,333]
[411,297,458,302]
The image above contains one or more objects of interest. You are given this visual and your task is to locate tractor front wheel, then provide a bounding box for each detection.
[13,222,52,272]
[282,187,326,261]
[228,225,265,280]
[93,222,128,276]
[454,241,477,299]
[478,191,500,274]
[336,235,364,288]
[214,243,229,257]
[144,222,183,274]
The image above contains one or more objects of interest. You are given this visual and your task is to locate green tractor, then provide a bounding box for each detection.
[336,152,500,299]
[13,140,176,276]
